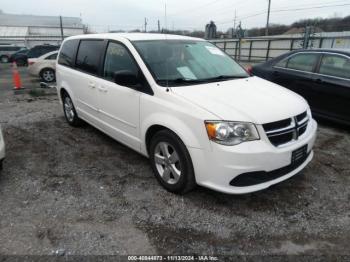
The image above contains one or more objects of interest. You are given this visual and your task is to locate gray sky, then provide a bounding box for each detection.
[1,0,349,32]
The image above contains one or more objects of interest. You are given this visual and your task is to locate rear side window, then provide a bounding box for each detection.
[27,48,40,58]
[76,40,104,75]
[286,53,318,72]
[58,40,79,67]
[319,54,350,79]
[46,53,58,60]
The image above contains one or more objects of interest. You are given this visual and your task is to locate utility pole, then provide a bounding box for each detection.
[59,16,64,40]
[164,3,167,32]
[144,18,148,32]
[303,26,312,49]
[157,19,161,32]
[238,21,242,61]
[265,0,271,36]
[233,9,237,38]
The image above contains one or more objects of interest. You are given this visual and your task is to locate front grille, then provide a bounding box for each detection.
[263,111,309,147]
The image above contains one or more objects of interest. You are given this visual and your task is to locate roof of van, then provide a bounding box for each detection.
[66,33,205,42]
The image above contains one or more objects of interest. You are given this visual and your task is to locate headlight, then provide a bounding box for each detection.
[205,121,259,146]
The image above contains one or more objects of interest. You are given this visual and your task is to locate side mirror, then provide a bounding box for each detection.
[113,70,140,88]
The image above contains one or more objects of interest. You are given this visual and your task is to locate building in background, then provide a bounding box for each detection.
[0,11,84,47]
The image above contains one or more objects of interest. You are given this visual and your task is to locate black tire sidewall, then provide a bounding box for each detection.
[62,94,81,127]
[149,130,196,194]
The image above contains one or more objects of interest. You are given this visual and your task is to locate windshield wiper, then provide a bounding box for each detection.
[202,75,248,82]
[157,78,202,85]
[156,75,248,86]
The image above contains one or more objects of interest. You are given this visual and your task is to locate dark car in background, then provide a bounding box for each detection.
[251,49,350,125]
[9,48,29,66]
[27,44,60,59]
[0,45,25,63]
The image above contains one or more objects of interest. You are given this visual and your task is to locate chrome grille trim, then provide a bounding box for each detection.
[263,111,309,147]
[265,123,295,135]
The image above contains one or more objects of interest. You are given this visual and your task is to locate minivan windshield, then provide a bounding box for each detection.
[132,40,249,86]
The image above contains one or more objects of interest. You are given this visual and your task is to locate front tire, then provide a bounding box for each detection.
[62,93,83,127]
[149,130,196,194]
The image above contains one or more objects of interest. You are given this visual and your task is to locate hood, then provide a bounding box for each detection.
[171,76,308,124]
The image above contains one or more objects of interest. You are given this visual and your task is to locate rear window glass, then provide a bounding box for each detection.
[76,40,104,75]
[58,40,79,67]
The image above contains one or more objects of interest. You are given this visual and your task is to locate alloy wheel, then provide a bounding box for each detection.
[64,96,75,122]
[42,70,55,82]
[154,142,182,184]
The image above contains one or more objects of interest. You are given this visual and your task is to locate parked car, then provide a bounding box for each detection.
[28,51,58,82]
[250,49,350,125]
[0,125,5,170]
[0,45,25,63]
[56,34,317,194]
[9,48,29,66]
[27,44,60,60]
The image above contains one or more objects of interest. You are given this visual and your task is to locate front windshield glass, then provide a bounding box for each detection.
[132,40,248,86]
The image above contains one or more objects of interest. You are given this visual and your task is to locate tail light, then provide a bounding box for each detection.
[246,65,253,75]
[28,61,35,65]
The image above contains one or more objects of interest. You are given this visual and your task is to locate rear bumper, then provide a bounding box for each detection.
[189,119,317,194]
[27,66,39,77]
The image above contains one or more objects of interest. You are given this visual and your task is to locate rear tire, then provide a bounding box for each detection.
[62,93,83,127]
[40,68,56,83]
[149,130,196,194]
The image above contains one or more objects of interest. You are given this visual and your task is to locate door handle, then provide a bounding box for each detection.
[88,82,95,89]
[273,71,279,76]
[315,78,323,83]
[97,86,108,93]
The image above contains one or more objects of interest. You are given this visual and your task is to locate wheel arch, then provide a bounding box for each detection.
[39,67,55,77]
[58,85,74,105]
[142,113,206,156]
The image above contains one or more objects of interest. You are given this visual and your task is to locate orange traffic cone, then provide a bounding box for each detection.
[12,62,24,90]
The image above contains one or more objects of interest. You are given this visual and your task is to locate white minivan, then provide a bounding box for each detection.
[56,33,317,194]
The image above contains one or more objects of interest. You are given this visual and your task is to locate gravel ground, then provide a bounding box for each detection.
[0,64,349,259]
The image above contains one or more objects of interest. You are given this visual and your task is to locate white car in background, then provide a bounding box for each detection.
[28,50,58,83]
[0,125,5,170]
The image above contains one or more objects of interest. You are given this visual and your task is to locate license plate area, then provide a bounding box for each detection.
[292,144,308,164]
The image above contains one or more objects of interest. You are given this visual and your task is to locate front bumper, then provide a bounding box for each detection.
[189,119,317,194]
